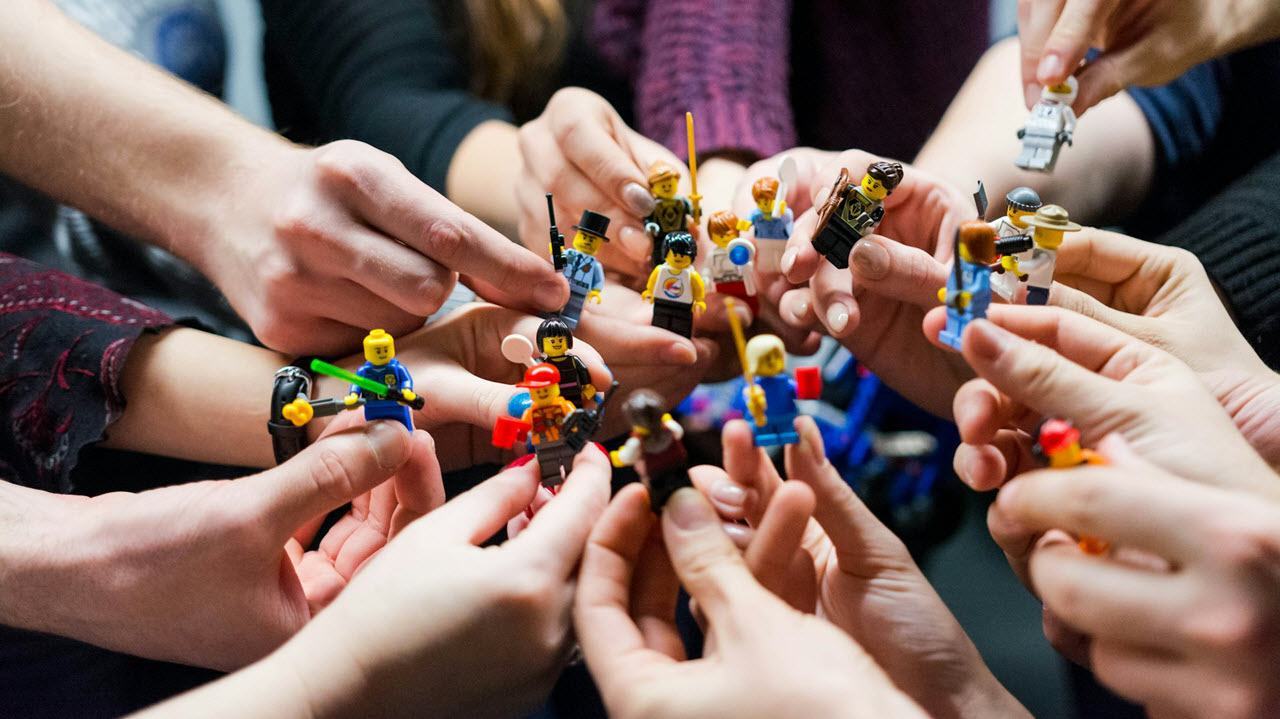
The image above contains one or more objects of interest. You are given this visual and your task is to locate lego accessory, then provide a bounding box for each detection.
[268,362,339,465]
[773,154,798,217]
[501,334,538,368]
[547,193,565,271]
[725,297,764,427]
[685,111,702,226]
[1032,417,1109,555]
[572,210,611,242]
[309,358,424,411]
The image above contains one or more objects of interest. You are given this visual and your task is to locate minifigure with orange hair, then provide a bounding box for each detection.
[705,210,758,315]
[937,220,997,351]
[745,176,794,272]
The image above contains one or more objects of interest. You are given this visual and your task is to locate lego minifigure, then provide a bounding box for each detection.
[811,162,904,269]
[1018,204,1081,305]
[989,187,1042,301]
[1032,417,1109,555]
[937,221,998,351]
[746,176,795,273]
[559,210,610,329]
[644,160,700,267]
[535,317,596,408]
[610,389,691,511]
[1015,77,1078,173]
[705,210,758,315]
[492,363,579,487]
[740,334,821,447]
[642,232,706,339]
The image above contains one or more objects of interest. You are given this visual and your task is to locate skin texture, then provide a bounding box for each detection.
[0,420,444,671]
[0,0,565,356]
[997,435,1280,719]
[573,483,928,719]
[1018,0,1280,114]
[134,446,613,719]
[690,418,1030,719]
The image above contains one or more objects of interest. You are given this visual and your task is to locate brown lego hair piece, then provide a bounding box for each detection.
[622,389,666,432]
[958,220,997,265]
[647,161,680,186]
[751,176,780,202]
[866,161,905,192]
[707,210,739,237]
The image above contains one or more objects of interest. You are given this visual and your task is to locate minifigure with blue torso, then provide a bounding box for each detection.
[346,329,417,431]
[558,210,610,329]
[742,334,821,446]
[938,221,997,351]
[745,176,794,273]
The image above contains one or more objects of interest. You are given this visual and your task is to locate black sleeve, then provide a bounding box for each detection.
[1154,150,1280,369]
[573,355,592,388]
[260,0,514,192]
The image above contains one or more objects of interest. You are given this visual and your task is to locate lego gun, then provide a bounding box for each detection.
[995,235,1034,256]
[562,380,619,451]
[547,193,565,271]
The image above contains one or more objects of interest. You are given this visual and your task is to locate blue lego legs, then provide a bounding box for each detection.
[938,309,968,351]
[364,401,414,433]
[1026,286,1049,305]
[560,291,585,329]
[753,413,799,447]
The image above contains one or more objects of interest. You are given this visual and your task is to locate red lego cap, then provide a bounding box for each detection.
[1037,419,1080,455]
[518,363,561,389]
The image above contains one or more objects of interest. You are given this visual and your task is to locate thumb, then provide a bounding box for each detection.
[246,420,411,538]
[661,487,773,631]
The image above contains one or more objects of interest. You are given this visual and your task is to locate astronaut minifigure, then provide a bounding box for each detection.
[1018,204,1081,305]
[937,221,997,351]
[1015,77,1078,173]
[705,210,758,315]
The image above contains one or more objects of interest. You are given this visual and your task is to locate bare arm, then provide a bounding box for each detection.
[914,37,1155,226]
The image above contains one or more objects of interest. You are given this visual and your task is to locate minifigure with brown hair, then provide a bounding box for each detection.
[705,210,758,315]
[937,220,997,351]
[811,161,904,269]
[644,160,700,267]
[746,176,794,272]
[610,389,691,511]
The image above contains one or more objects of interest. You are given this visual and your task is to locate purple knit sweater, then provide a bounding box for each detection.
[593,0,990,162]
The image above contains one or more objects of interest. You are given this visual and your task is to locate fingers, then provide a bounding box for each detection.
[414,363,519,430]
[249,421,412,538]
[782,207,825,284]
[407,460,542,546]
[1072,44,1136,113]
[720,419,785,525]
[1038,0,1109,86]
[549,101,654,217]
[743,480,818,611]
[510,444,613,577]
[389,430,447,536]
[575,483,676,691]
[809,256,860,339]
[848,235,951,308]
[1019,0,1069,107]
[661,488,774,631]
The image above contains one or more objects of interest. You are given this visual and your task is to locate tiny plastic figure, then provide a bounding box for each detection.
[644,160,700,267]
[1015,77,1078,173]
[280,330,421,433]
[989,187,1042,301]
[937,221,998,351]
[1032,417,1109,555]
[643,232,706,339]
[535,317,596,407]
[492,363,578,487]
[740,334,821,447]
[705,210,758,315]
[1018,204,1081,305]
[610,389,691,511]
[559,210,610,329]
[811,161,904,269]
[745,176,795,272]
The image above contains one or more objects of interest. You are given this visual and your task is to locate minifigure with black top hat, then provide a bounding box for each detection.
[559,210,611,329]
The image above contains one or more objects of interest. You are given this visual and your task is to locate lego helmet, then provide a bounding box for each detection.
[1043,76,1079,104]
[518,362,561,389]
[1005,186,1043,213]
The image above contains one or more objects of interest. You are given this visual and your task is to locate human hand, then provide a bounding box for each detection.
[262,445,613,718]
[516,87,687,281]
[691,417,1028,719]
[0,421,443,671]
[575,483,927,719]
[1018,0,1280,113]
[777,150,975,416]
[997,434,1280,718]
[191,140,567,355]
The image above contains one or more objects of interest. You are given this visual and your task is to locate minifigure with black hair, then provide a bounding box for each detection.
[811,161,904,268]
[610,389,691,511]
[642,231,706,338]
[535,316,596,408]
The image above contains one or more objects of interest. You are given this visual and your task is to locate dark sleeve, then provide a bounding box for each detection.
[573,355,592,388]
[1154,151,1280,370]
[260,0,514,192]
[0,255,172,493]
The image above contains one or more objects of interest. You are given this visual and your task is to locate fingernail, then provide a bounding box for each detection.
[502,453,537,471]
[660,340,698,365]
[366,420,408,468]
[785,295,809,323]
[1024,83,1040,109]
[666,487,714,529]
[710,478,747,509]
[722,522,752,547]
[966,319,1012,361]
[1037,54,1063,84]
[537,278,568,309]
[826,302,850,334]
[850,239,889,279]
[623,182,655,215]
[780,247,797,276]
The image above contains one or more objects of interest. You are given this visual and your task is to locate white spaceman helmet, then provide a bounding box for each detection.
[1041,75,1079,105]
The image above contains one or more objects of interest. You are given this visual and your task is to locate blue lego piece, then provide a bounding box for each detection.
[354,359,414,432]
[938,258,992,351]
[560,249,604,329]
[748,206,795,240]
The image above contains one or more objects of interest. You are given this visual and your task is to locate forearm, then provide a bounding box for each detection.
[129,651,313,719]
[915,38,1154,225]
[103,328,290,468]
[0,483,89,633]
[0,0,288,270]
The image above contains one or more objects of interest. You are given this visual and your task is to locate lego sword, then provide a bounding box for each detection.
[685,111,702,222]
[309,359,426,410]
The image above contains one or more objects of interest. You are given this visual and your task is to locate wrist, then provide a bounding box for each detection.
[1224,0,1280,54]
[0,485,90,634]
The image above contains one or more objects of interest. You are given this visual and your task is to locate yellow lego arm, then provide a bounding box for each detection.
[401,389,416,403]
[587,289,602,304]
[937,287,946,303]
[641,266,660,303]
[690,271,706,314]
[344,393,360,406]
[582,383,597,401]
[747,385,767,425]
[736,218,753,232]
[1000,255,1022,275]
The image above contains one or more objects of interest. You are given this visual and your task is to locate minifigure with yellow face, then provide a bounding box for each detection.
[745,177,795,273]
[705,210,758,315]
[343,328,417,431]
[535,317,596,407]
[1017,204,1081,305]
[739,334,821,447]
[511,363,580,486]
[644,160,700,267]
[989,186,1043,301]
[938,221,997,351]
[643,232,706,339]
[810,161,904,269]
[1033,417,1109,554]
[559,210,611,329]
[1016,76,1078,173]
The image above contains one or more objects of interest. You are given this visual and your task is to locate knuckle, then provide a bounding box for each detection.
[419,216,469,262]
[308,446,361,507]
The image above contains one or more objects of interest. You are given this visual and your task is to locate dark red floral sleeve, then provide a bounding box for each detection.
[0,254,172,493]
